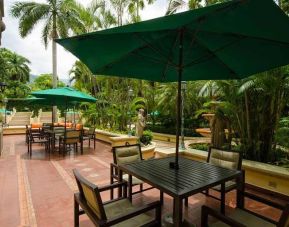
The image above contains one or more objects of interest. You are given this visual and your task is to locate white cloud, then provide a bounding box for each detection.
[2,0,167,80]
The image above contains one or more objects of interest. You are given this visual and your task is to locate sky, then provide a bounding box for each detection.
[2,0,168,80]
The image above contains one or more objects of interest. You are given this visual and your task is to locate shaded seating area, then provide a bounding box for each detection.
[73,169,162,227]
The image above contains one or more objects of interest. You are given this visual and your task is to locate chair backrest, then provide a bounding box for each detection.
[73,169,107,220]
[76,124,83,130]
[88,127,95,135]
[31,123,42,129]
[43,123,52,129]
[207,147,242,170]
[278,203,289,227]
[112,144,142,165]
[65,130,80,144]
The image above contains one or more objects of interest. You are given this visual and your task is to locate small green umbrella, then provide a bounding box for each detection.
[31,87,96,127]
[57,0,289,168]
[31,87,96,104]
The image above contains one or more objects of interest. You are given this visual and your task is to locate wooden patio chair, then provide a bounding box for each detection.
[82,127,96,149]
[59,130,80,156]
[205,147,243,195]
[73,169,162,227]
[185,147,242,213]
[201,192,289,227]
[27,128,50,158]
[110,143,161,202]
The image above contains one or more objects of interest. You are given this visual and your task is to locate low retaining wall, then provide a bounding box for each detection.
[3,126,26,135]
[94,129,138,147]
[155,147,289,197]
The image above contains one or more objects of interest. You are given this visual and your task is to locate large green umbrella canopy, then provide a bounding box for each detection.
[56,0,289,168]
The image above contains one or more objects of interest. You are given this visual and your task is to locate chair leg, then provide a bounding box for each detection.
[74,198,80,227]
[184,197,189,207]
[88,138,91,148]
[140,183,143,192]
[29,143,32,158]
[160,191,164,206]
[93,136,95,149]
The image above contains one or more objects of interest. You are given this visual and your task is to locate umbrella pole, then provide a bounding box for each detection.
[64,98,67,135]
[170,29,184,170]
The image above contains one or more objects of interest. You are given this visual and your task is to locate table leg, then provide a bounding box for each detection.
[173,197,182,227]
[237,170,245,209]
[128,174,132,202]
[81,138,83,155]
[221,183,225,214]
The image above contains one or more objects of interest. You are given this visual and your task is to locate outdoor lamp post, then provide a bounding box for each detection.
[180,81,187,150]
[128,87,134,133]
[3,97,7,127]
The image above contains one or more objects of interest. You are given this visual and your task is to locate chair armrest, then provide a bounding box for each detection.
[98,182,127,192]
[244,191,285,210]
[110,162,118,169]
[201,206,246,227]
[106,200,161,226]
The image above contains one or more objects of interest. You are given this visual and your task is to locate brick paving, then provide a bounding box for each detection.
[0,135,282,227]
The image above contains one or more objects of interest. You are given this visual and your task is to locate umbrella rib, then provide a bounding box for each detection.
[97,31,178,73]
[161,30,181,81]
[133,32,178,67]
[184,30,244,79]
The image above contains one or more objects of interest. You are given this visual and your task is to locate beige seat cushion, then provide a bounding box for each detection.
[104,198,153,227]
[210,208,275,227]
[122,174,143,185]
[212,180,237,192]
[209,148,240,170]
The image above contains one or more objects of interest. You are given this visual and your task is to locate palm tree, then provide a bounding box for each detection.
[128,0,155,22]
[6,51,30,82]
[72,0,116,34]
[10,0,84,88]
[166,0,227,15]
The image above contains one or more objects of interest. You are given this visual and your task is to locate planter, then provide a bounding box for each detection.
[141,142,156,160]
[94,129,138,147]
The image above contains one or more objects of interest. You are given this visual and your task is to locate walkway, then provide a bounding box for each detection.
[0,135,282,227]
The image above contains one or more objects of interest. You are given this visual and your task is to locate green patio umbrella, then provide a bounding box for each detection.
[56,0,289,169]
[31,87,96,127]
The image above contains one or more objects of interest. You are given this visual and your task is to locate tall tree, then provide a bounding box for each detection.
[6,51,30,82]
[166,0,226,15]
[10,0,83,88]
[128,0,155,22]
[11,0,84,121]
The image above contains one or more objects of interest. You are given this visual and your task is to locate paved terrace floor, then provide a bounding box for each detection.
[0,135,282,227]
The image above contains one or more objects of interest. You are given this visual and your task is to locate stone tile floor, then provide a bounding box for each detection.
[0,135,282,227]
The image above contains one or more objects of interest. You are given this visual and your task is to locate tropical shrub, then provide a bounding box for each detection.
[140,130,153,145]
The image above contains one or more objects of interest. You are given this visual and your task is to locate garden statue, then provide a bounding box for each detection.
[136,108,145,138]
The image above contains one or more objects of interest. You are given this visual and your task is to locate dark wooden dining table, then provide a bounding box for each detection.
[118,156,244,227]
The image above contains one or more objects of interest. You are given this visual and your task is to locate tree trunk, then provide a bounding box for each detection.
[244,91,251,143]
[52,14,58,123]
[211,114,226,148]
